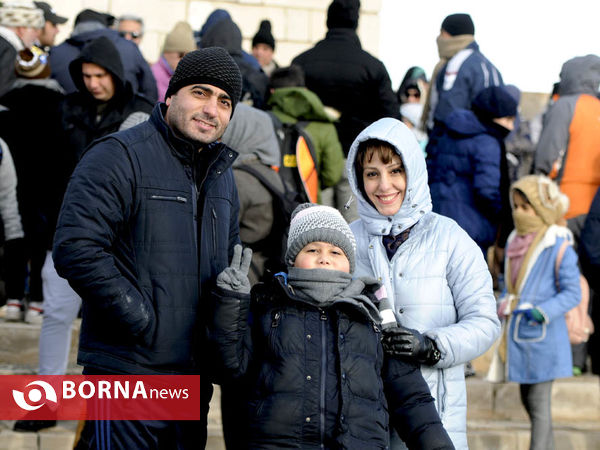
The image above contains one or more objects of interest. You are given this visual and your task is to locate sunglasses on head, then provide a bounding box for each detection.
[119,31,142,39]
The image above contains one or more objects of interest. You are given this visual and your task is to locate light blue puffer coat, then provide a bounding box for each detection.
[346,118,501,449]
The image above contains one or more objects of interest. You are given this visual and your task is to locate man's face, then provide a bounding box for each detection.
[38,21,59,47]
[252,43,273,67]
[165,84,232,146]
[82,62,115,102]
[16,26,41,48]
[118,20,143,45]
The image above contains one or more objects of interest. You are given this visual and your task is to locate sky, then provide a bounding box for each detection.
[379,0,600,94]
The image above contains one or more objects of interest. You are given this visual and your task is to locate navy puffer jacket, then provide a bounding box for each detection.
[210,275,454,449]
[53,104,240,374]
[427,109,504,250]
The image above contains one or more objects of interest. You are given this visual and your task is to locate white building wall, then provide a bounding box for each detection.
[48,0,382,66]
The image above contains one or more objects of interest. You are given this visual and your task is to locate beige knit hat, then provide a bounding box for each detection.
[162,21,196,54]
[510,175,569,226]
[0,0,44,28]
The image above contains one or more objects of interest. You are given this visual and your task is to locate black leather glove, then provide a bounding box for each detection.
[382,326,441,366]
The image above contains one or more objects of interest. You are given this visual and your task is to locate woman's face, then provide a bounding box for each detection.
[512,191,536,216]
[362,150,407,216]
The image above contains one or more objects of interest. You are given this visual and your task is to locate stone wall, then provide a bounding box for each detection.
[48,0,382,66]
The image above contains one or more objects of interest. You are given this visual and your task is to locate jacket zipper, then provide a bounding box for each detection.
[211,208,217,253]
[319,310,327,448]
[149,194,187,203]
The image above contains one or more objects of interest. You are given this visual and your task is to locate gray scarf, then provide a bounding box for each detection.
[287,267,383,325]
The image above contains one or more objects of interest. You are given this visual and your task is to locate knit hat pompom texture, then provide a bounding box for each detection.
[252,19,275,50]
[163,21,196,54]
[0,0,44,28]
[327,0,360,30]
[441,13,474,36]
[165,47,243,110]
[286,203,356,273]
[511,175,569,226]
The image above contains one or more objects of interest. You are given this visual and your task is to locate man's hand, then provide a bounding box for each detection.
[382,325,441,365]
[216,245,252,294]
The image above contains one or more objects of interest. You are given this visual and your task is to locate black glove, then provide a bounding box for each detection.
[382,326,441,366]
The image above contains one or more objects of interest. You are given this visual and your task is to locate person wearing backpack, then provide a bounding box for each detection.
[268,65,345,206]
[496,175,581,450]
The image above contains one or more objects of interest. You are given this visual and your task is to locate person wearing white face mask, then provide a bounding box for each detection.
[346,117,500,449]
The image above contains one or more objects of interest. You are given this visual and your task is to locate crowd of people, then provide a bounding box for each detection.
[0,0,599,449]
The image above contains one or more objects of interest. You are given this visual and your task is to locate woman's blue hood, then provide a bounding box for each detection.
[346,118,432,236]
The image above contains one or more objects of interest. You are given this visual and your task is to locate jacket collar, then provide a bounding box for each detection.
[150,103,238,170]
[324,28,361,47]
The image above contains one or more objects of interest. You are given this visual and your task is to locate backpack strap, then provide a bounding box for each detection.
[554,239,570,291]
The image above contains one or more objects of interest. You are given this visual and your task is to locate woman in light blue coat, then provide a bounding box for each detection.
[346,118,500,449]
[499,175,580,450]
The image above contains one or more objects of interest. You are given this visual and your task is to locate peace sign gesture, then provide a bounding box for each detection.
[216,244,253,294]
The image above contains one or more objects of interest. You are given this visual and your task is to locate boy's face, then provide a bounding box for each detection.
[513,191,537,217]
[362,150,407,217]
[294,241,350,273]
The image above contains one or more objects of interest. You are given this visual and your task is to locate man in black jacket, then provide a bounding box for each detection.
[53,47,243,449]
[292,0,399,221]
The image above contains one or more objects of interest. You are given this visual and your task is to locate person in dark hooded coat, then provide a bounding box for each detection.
[61,35,153,161]
[200,16,269,109]
[427,85,518,254]
[49,8,157,102]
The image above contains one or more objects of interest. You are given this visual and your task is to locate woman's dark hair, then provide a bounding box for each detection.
[354,139,402,202]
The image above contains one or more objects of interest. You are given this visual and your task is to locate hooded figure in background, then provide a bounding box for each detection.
[200,16,268,109]
[534,54,600,229]
[49,8,157,102]
[427,85,518,253]
[347,117,500,449]
[61,36,153,162]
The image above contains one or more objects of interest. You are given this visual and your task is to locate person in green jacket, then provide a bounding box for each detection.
[268,65,345,206]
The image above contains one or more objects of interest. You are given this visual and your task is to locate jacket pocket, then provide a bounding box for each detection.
[149,194,188,203]
[513,314,546,342]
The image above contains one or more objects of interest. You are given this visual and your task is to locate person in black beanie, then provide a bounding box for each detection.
[427,85,517,259]
[292,0,399,223]
[251,19,278,76]
[52,47,243,449]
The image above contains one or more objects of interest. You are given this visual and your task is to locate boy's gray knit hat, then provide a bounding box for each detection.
[286,203,356,273]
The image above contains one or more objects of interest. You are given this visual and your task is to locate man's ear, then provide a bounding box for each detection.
[165,96,172,106]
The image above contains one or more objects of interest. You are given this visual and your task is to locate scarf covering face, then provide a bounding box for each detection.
[287,267,383,325]
[512,209,546,235]
[420,34,475,130]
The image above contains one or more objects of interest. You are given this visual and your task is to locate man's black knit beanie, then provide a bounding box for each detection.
[441,13,474,36]
[165,47,243,113]
[252,20,275,50]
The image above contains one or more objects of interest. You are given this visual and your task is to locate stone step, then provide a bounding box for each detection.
[0,318,80,371]
[467,374,600,422]
[467,419,600,450]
